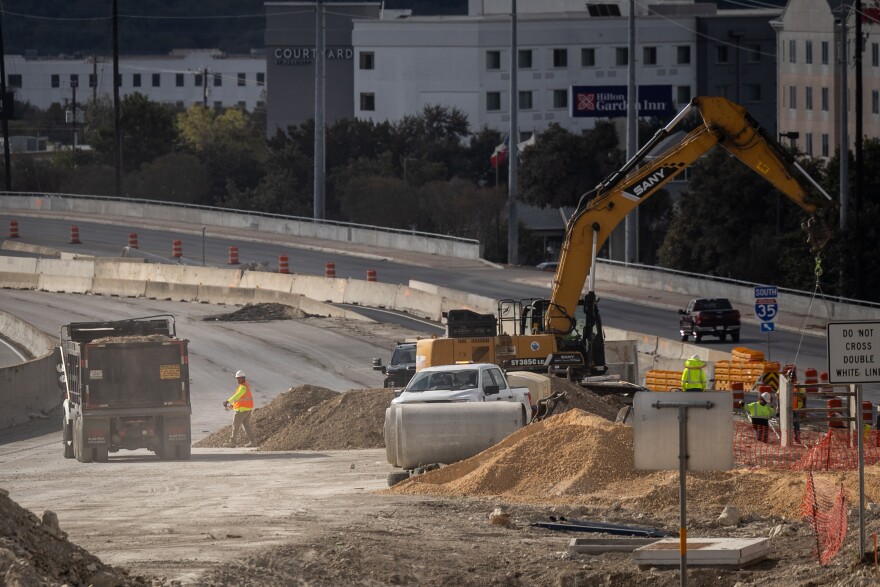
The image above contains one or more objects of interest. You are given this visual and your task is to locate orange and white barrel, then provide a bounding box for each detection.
[828,398,845,428]
[228,246,240,265]
[128,233,139,249]
[366,269,377,282]
[325,262,336,278]
[730,381,745,407]
[9,219,19,238]
[172,240,183,258]
[279,255,289,274]
[69,226,81,244]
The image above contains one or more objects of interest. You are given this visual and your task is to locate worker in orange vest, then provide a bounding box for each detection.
[224,370,257,448]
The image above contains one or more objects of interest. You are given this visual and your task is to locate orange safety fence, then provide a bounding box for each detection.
[734,421,880,471]
[801,471,848,564]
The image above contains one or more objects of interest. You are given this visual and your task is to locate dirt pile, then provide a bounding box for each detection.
[0,489,147,586]
[195,384,395,450]
[203,303,306,322]
[91,334,172,343]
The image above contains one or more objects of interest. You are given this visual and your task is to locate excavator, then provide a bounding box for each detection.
[416,96,836,387]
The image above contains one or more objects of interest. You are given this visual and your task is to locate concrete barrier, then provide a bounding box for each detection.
[1,239,60,257]
[90,278,148,298]
[0,309,54,357]
[0,256,38,274]
[36,258,95,277]
[37,275,93,294]
[0,310,58,429]
[392,286,444,321]
[342,279,397,309]
[144,281,200,301]
[197,285,255,305]
[240,271,296,292]
[292,274,346,304]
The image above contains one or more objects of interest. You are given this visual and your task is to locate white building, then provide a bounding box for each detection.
[4,49,266,112]
[351,0,701,139]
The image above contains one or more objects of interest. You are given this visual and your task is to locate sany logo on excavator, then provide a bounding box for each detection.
[622,164,682,201]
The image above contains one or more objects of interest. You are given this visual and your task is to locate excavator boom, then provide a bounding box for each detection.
[545,96,835,335]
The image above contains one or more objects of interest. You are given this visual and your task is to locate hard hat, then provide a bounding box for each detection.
[235,370,246,378]
[761,392,772,402]
[689,354,700,361]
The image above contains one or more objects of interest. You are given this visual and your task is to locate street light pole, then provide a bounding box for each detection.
[70,79,78,167]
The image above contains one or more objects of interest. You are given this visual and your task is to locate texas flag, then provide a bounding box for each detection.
[490,136,508,168]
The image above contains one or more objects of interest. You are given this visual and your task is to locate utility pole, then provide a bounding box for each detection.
[70,79,78,167]
[839,4,849,232]
[313,0,325,220]
[507,0,518,266]
[624,0,638,265]
[854,0,864,299]
[202,68,209,107]
[112,0,122,198]
[0,7,11,190]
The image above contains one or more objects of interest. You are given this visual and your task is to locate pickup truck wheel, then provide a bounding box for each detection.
[693,331,702,343]
[731,332,740,343]
[680,334,688,342]
[387,471,410,487]
[720,333,728,342]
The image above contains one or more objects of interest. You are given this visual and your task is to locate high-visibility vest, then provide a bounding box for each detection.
[681,367,707,391]
[745,401,775,419]
[229,382,254,411]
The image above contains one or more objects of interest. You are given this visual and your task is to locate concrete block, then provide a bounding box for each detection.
[239,271,295,292]
[0,273,38,289]
[298,296,372,321]
[144,281,199,302]
[90,278,147,298]
[197,285,255,306]
[0,309,54,357]
[37,275,92,294]
[568,538,658,554]
[94,261,158,282]
[0,240,60,257]
[393,286,443,321]
[292,274,346,304]
[0,354,58,430]
[0,256,38,274]
[251,289,303,308]
[36,258,95,277]
[632,537,770,567]
[343,279,397,308]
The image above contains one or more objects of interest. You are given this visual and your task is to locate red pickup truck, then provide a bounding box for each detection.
[679,298,741,343]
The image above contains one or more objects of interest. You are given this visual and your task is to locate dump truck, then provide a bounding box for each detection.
[59,315,192,462]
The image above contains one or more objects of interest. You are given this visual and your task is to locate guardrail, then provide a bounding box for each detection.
[0,192,482,260]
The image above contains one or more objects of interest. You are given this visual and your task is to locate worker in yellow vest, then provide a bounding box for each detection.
[680,355,708,392]
[738,392,777,443]
[224,370,257,448]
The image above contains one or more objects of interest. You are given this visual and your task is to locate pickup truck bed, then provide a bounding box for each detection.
[679,298,741,343]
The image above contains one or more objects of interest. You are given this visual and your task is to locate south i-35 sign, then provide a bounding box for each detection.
[754,285,778,322]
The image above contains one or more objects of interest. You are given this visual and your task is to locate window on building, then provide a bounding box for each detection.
[873,90,879,114]
[256,100,265,109]
[821,41,829,65]
[789,39,796,63]
[822,87,829,111]
[360,51,375,70]
[745,83,761,102]
[70,74,79,87]
[152,73,160,87]
[747,44,761,62]
[51,74,60,88]
[643,46,657,65]
[7,74,21,88]
[805,133,813,156]
[486,91,501,111]
[518,49,532,68]
[821,133,829,157]
[194,74,202,87]
[256,72,265,86]
[553,48,568,68]
[486,50,501,70]
[677,46,691,64]
[133,73,141,87]
[213,73,222,87]
[237,100,246,109]
[676,85,691,104]
[213,101,222,109]
[717,45,729,64]
[615,47,628,66]
[586,3,621,16]
[237,73,246,86]
[552,89,568,109]
[873,43,879,67]
[518,90,533,109]
[89,74,96,88]
[806,40,813,64]
[360,93,375,111]
[806,87,813,110]
[176,73,185,87]
[581,47,596,67]
[176,101,185,109]
[788,85,797,109]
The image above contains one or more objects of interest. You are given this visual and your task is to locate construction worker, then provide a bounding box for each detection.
[680,354,708,392]
[224,370,257,448]
[738,392,777,443]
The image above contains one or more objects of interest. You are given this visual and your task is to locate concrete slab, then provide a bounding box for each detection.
[0,273,38,289]
[144,281,199,302]
[91,278,147,298]
[37,275,92,294]
[632,537,770,567]
[568,538,659,554]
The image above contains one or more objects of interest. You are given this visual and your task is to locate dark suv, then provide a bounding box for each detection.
[373,342,417,388]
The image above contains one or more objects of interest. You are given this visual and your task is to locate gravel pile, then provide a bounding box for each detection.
[203,303,307,322]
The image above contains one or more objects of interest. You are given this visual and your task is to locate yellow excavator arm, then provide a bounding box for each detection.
[546,96,835,335]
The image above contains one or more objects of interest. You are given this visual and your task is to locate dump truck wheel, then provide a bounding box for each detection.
[75,419,93,463]
[387,471,409,487]
[95,447,109,462]
[177,444,192,460]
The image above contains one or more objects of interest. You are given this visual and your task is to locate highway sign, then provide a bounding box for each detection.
[827,321,880,384]
[754,286,777,298]
[754,299,778,322]
[760,322,775,332]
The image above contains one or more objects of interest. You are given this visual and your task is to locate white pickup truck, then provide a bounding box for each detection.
[390,363,533,423]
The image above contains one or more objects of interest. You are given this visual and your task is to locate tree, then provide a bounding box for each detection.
[87,93,178,171]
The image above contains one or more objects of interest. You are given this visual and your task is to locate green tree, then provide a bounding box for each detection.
[123,153,209,204]
[88,93,178,171]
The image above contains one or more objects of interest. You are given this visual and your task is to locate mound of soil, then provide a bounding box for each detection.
[203,303,307,322]
[0,489,146,586]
